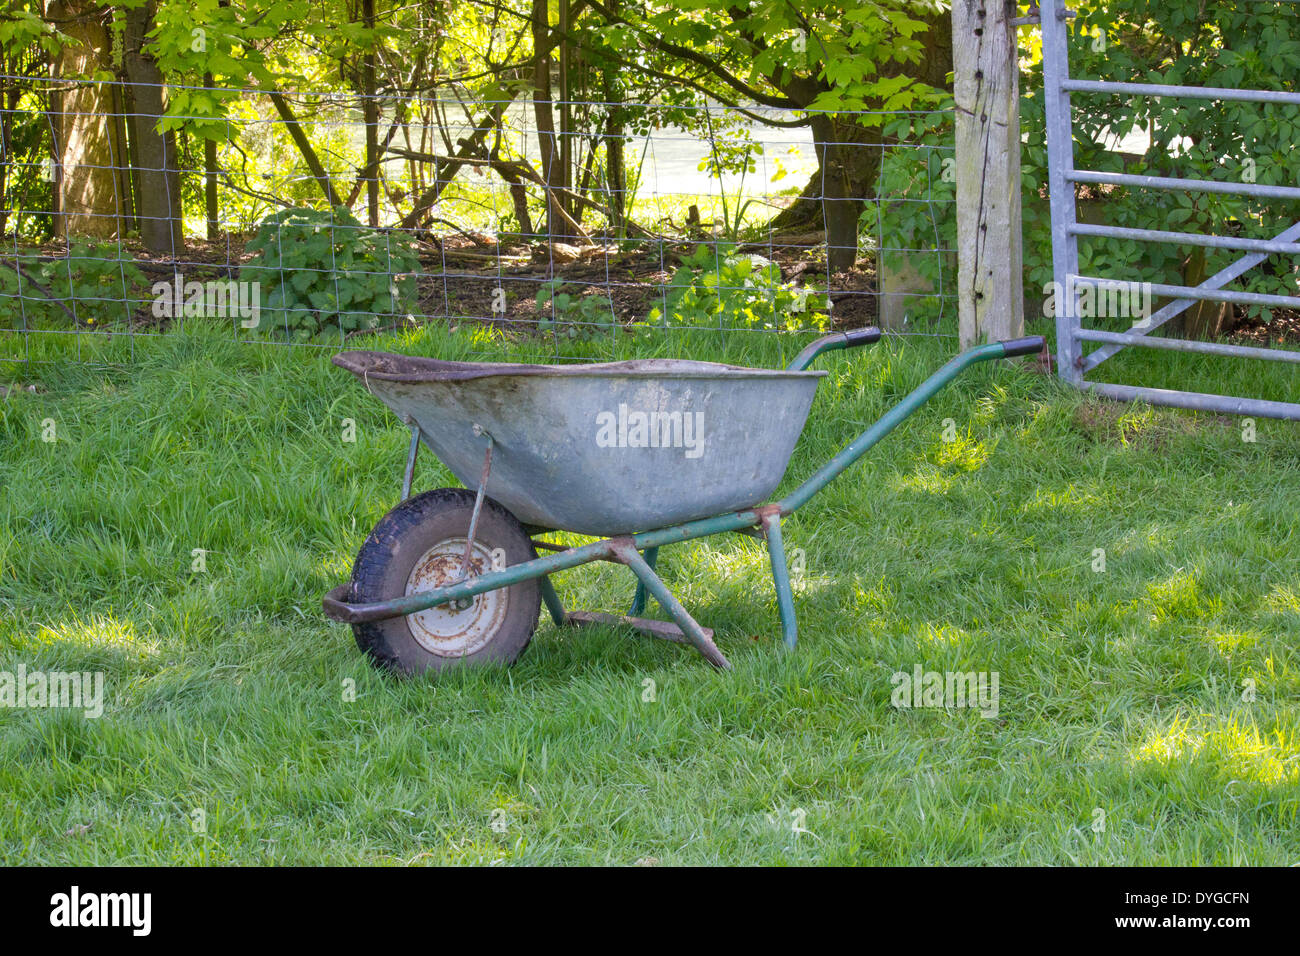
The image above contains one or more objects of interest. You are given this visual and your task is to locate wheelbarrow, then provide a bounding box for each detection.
[323,328,1045,673]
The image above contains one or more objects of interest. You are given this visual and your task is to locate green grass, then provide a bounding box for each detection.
[1,322,1298,864]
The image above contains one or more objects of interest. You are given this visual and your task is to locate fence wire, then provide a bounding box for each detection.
[1,77,958,366]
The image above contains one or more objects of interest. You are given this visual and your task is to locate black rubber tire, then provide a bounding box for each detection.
[349,488,541,675]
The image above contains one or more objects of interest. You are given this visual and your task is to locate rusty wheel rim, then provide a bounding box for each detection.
[404,537,507,657]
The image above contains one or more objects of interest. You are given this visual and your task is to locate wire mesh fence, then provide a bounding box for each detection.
[1,76,959,365]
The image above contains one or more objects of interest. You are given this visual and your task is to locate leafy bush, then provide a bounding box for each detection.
[647,243,828,331]
[535,279,617,337]
[239,206,421,340]
[0,241,147,328]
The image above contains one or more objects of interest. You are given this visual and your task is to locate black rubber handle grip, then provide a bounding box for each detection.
[1000,335,1046,358]
[842,326,882,347]
[787,325,883,370]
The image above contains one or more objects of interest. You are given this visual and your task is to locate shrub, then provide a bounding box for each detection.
[536,278,617,337]
[647,243,828,331]
[239,206,421,340]
[0,241,147,328]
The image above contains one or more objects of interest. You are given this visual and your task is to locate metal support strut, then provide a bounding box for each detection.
[612,543,729,669]
[760,511,798,650]
[456,426,495,582]
[628,546,659,615]
[538,575,567,627]
[401,418,421,500]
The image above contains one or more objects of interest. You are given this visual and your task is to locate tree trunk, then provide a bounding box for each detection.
[824,116,883,273]
[123,2,183,255]
[362,0,379,226]
[557,0,572,227]
[605,113,625,233]
[766,11,952,273]
[50,0,126,240]
[203,72,218,239]
[531,0,570,240]
[769,113,882,272]
[601,12,626,237]
[498,167,535,237]
[266,89,342,208]
[110,80,136,233]
[399,98,516,229]
[0,81,18,236]
[1179,246,1232,339]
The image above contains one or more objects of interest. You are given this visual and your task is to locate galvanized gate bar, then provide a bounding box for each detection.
[1083,220,1300,371]
[1087,382,1300,421]
[1040,0,1083,385]
[1068,169,1300,203]
[1069,223,1300,257]
[1061,79,1300,106]
[1073,276,1300,310]
[1077,329,1300,364]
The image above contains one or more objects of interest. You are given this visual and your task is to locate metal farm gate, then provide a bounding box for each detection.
[1038,0,1300,419]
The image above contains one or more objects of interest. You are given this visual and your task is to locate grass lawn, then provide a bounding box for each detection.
[1,323,1298,864]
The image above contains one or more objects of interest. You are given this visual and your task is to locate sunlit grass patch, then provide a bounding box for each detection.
[1144,570,1221,623]
[1129,716,1300,787]
[1264,584,1300,615]
[1205,629,1261,656]
[932,435,993,472]
[915,622,972,647]
[4,613,159,664]
[890,467,959,496]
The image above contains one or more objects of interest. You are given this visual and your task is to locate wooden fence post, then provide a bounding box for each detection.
[952,0,1024,347]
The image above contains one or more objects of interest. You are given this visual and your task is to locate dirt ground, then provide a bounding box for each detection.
[14,233,1298,343]
[407,234,882,333]
[27,232,880,336]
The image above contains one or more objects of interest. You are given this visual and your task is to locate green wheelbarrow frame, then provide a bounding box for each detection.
[323,330,1045,669]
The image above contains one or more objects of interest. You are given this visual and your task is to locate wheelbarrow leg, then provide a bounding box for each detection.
[628,546,659,615]
[760,511,798,650]
[400,419,421,500]
[539,575,568,627]
[613,544,730,670]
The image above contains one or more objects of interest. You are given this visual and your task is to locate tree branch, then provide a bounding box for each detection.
[264,88,343,207]
[582,0,801,109]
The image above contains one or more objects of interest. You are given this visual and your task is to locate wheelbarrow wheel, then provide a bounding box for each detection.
[349,488,541,675]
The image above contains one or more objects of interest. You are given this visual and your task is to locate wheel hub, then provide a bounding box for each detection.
[404,538,507,657]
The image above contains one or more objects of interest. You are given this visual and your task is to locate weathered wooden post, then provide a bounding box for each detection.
[952,0,1024,347]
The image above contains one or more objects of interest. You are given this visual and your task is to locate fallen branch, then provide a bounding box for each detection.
[425,249,532,264]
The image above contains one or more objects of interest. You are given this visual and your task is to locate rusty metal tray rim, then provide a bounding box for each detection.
[332,350,829,383]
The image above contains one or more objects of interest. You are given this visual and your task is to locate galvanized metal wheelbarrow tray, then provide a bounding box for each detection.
[323,328,1044,671]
